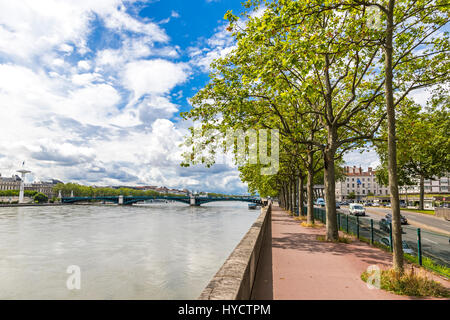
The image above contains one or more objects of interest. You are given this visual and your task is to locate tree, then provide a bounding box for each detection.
[221,3,386,240]
[348,192,356,200]
[376,98,450,209]
[272,0,449,272]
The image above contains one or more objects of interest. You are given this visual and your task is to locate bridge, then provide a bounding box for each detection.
[61,195,263,206]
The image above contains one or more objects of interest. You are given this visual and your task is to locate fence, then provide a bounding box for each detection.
[298,206,450,278]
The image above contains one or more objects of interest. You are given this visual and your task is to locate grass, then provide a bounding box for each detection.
[316,234,352,243]
[403,254,450,279]
[401,208,435,215]
[361,267,449,298]
[301,221,325,228]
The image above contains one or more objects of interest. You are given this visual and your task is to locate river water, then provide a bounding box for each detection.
[0,202,260,299]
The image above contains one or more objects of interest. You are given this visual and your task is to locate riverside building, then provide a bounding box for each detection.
[335,166,390,202]
[335,166,449,208]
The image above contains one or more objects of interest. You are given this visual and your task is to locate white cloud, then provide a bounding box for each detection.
[0,1,248,193]
[123,59,190,99]
[188,24,236,72]
[77,60,91,71]
[343,149,380,170]
[0,0,168,61]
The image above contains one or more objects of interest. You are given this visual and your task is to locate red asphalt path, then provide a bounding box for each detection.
[252,205,449,300]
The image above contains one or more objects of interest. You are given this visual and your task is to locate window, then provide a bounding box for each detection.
[386,190,389,195]
[352,184,355,187]
[363,183,365,187]
[362,178,365,181]
[352,178,354,181]
[363,190,365,194]
[347,184,349,188]
[379,190,382,194]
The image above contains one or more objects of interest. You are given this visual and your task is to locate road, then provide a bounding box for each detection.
[365,206,450,235]
[333,205,450,268]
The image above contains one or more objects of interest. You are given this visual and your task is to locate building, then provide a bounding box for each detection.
[335,166,390,202]
[24,181,59,199]
[397,175,449,208]
[168,188,189,195]
[336,166,449,207]
[400,175,450,195]
[0,173,22,191]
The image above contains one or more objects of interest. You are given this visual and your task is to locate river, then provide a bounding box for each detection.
[0,202,260,299]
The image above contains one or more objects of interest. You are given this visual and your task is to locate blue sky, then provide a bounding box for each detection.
[0,0,385,194]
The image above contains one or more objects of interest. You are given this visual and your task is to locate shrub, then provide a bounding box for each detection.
[361,268,449,298]
[33,192,48,204]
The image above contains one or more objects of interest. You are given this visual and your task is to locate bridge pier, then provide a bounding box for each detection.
[190,196,199,206]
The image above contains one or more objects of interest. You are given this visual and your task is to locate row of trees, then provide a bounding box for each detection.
[0,190,38,197]
[0,190,48,203]
[182,0,449,272]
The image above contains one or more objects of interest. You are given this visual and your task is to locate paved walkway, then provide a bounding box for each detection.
[252,205,449,300]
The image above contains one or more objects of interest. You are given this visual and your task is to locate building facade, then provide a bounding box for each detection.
[335,166,449,207]
[335,166,390,202]
[24,181,58,199]
[0,174,22,191]
[0,173,60,199]
[400,175,450,194]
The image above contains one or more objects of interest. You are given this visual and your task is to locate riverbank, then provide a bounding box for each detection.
[0,203,66,208]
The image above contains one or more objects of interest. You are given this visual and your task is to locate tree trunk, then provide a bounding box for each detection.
[286,183,290,211]
[294,175,298,215]
[284,183,289,211]
[279,188,284,208]
[291,179,295,214]
[385,0,404,273]
[324,147,338,241]
[299,175,305,216]
[419,175,425,210]
[307,152,315,224]
[288,180,293,212]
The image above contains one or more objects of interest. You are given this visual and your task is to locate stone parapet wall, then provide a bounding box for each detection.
[198,203,272,300]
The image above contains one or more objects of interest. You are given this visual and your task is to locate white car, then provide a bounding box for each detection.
[349,203,365,216]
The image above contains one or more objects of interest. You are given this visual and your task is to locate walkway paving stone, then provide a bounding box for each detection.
[252,205,449,300]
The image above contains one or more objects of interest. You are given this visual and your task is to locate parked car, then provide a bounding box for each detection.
[316,198,325,207]
[336,202,341,209]
[340,201,349,206]
[400,203,407,208]
[349,203,365,216]
[385,213,408,225]
[364,202,373,207]
[379,237,415,255]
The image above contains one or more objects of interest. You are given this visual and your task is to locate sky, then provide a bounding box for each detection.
[0,0,430,194]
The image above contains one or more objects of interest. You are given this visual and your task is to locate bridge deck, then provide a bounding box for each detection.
[61,196,262,206]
